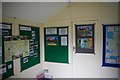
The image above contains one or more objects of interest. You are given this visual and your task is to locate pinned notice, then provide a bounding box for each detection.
[61,36,67,46]
[59,28,67,35]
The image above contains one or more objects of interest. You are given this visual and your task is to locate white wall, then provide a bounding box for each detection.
[44,2,119,78]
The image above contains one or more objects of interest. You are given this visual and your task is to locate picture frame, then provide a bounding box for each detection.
[75,24,95,53]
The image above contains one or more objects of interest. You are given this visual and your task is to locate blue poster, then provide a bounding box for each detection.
[103,24,120,68]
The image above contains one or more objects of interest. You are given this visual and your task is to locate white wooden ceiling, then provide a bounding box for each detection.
[2,1,119,23]
[2,2,68,23]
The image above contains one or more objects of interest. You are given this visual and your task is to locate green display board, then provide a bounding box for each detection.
[44,27,68,63]
[1,23,14,79]
[2,61,13,79]
[19,25,40,71]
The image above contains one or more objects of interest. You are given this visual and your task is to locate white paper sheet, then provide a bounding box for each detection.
[61,36,67,46]
[46,28,57,35]
[59,28,67,35]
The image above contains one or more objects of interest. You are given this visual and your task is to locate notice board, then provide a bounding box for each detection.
[103,24,120,68]
[19,25,40,71]
[44,27,68,63]
[1,23,14,79]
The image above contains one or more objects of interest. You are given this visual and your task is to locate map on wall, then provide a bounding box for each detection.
[4,36,29,62]
[103,24,120,68]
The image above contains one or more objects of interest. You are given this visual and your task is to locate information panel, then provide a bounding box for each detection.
[103,24,120,68]
[0,23,14,79]
[44,27,68,63]
[19,25,40,71]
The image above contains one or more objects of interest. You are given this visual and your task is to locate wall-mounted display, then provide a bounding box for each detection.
[103,24,120,68]
[75,24,94,53]
[46,36,58,46]
[46,28,57,35]
[19,25,40,71]
[0,23,14,79]
[44,27,68,63]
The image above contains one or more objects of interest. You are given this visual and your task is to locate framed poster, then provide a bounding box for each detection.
[103,24,120,68]
[75,24,94,53]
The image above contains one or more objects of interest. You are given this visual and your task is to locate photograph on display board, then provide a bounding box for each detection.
[77,26,92,37]
[8,64,12,69]
[77,38,93,49]
[0,64,6,74]
[23,57,28,64]
[32,31,36,39]
[34,41,38,49]
[34,52,37,58]
[46,36,58,46]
